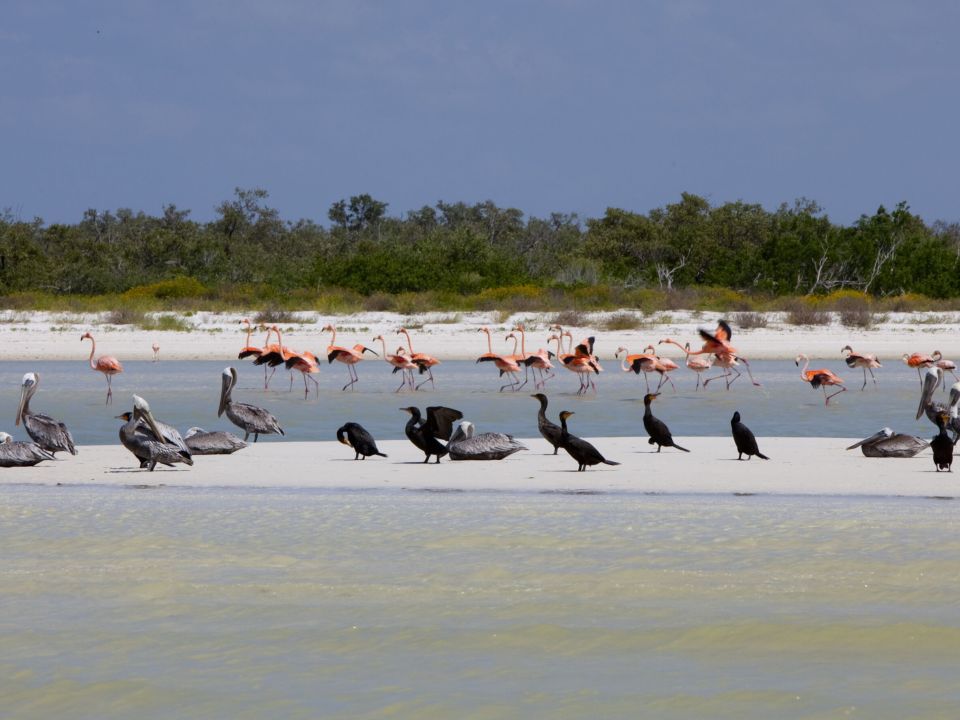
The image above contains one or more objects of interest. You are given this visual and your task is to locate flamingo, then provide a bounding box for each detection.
[902,351,936,389]
[703,352,742,390]
[512,324,554,389]
[563,334,601,395]
[841,345,882,390]
[238,320,280,389]
[81,332,123,404]
[932,350,960,383]
[275,327,321,398]
[322,324,377,391]
[398,327,440,390]
[686,320,761,387]
[253,326,298,392]
[643,344,678,393]
[152,343,160,362]
[476,326,522,392]
[796,353,846,405]
[373,335,417,392]
[658,338,713,390]
[615,346,658,391]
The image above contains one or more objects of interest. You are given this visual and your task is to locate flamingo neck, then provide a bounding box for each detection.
[85,337,97,369]
[275,329,286,360]
[518,329,526,356]
[483,330,492,355]
[328,326,337,346]
[243,322,252,346]
[401,330,414,354]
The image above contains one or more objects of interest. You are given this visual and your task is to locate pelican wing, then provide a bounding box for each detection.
[861,434,929,458]
[227,402,284,436]
[23,413,77,455]
[184,429,247,455]
[0,440,55,467]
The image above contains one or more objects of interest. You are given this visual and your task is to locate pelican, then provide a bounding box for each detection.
[0,432,55,467]
[846,428,929,458]
[447,420,527,460]
[15,372,77,456]
[183,427,248,455]
[219,367,285,442]
[117,395,193,471]
[916,366,944,423]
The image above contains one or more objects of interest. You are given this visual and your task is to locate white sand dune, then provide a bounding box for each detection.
[5,437,954,498]
[2,309,959,362]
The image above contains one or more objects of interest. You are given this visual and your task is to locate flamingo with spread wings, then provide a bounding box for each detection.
[796,353,846,405]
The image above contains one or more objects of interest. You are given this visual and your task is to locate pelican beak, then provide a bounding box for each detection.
[917,368,942,420]
[218,369,234,418]
[846,428,891,450]
[134,403,165,443]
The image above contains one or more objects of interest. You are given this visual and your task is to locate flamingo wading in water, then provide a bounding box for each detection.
[841,345,882,390]
[81,332,123,404]
[398,328,441,390]
[323,324,377,391]
[796,354,846,405]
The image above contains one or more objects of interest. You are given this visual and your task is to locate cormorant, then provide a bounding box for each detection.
[531,393,562,454]
[642,393,689,453]
[337,422,387,459]
[401,406,462,463]
[557,410,619,471]
[931,412,956,472]
[730,411,768,460]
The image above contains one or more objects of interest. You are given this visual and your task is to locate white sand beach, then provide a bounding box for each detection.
[1,309,959,362]
[6,437,955,498]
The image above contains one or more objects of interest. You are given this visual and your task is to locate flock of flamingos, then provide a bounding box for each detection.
[76,318,960,405]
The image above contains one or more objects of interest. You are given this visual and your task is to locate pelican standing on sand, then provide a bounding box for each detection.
[16,372,77,456]
[81,331,123,404]
[447,420,527,460]
[218,367,285,442]
[0,432,56,467]
[117,395,193,471]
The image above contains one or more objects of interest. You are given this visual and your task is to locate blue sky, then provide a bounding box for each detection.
[3,1,958,225]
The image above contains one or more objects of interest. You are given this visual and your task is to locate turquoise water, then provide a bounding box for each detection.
[0,359,942,443]
[2,486,959,719]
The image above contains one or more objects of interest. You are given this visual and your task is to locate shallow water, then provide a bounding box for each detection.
[1,486,958,719]
[0,359,943,444]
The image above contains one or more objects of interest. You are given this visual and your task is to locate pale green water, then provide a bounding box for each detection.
[1,487,959,719]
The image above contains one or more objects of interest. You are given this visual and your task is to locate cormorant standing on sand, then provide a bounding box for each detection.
[531,393,562,454]
[401,406,462,463]
[931,412,956,472]
[642,393,689,453]
[730,411,769,460]
[337,422,387,460]
[557,410,619,471]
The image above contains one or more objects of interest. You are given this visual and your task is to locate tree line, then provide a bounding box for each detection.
[2,189,958,300]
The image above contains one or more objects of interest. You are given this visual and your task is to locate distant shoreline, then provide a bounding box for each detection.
[2,309,958,362]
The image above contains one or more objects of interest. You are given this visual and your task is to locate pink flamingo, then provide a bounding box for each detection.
[659,338,713,391]
[512,324,555,389]
[151,342,160,362]
[615,346,658,391]
[703,352,743,390]
[274,327,320,398]
[476,326,522,392]
[374,335,417,392]
[323,324,377,391]
[81,332,123,404]
[796,353,846,405]
[398,328,441,390]
[932,350,959,384]
[840,345,882,390]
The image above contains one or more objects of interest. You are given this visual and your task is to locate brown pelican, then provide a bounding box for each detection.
[117,395,193,471]
[447,420,527,460]
[218,367,285,442]
[846,428,929,458]
[531,393,562,454]
[0,431,56,467]
[557,411,619,471]
[401,406,462,463]
[336,422,387,459]
[183,427,247,455]
[15,372,77,456]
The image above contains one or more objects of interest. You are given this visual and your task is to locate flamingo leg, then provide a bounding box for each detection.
[737,356,762,387]
[265,366,277,390]
[662,372,677,393]
[825,386,846,405]
[726,367,742,389]
[414,368,435,391]
[702,370,728,388]
[105,374,113,405]
[395,372,408,393]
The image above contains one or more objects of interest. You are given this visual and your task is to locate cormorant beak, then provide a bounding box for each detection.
[338,437,351,446]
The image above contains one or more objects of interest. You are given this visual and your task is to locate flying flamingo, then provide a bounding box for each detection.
[902,351,936,389]
[373,335,417,392]
[932,350,959,383]
[685,320,761,387]
[658,339,713,390]
[322,324,377,391]
[796,353,846,405]
[841,345,882,390]
[476,326,522,391]
[398,327,440,390]
[152,343,160,362]
[81,332,123,404]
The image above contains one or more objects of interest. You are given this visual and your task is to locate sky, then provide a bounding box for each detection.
[3,1,959,226]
